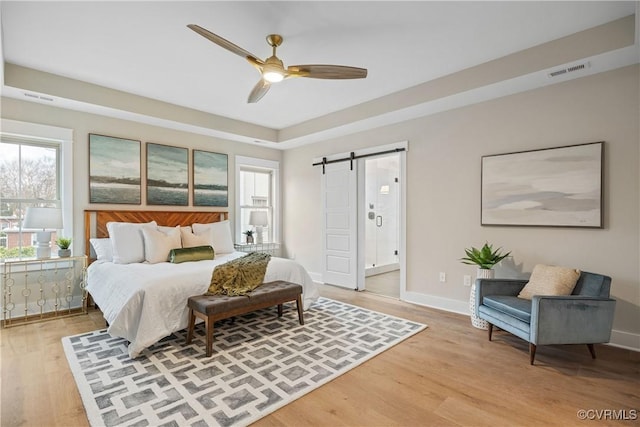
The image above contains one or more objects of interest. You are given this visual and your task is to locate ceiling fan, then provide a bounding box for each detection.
[187,24,368,103]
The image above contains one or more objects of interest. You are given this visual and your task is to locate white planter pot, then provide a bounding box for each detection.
[476,268,495,280]
[469,268,494,330]
[58,249,71,258]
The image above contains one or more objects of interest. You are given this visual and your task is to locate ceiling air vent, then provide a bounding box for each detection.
[23,92,54,102]
[547,61,590,78]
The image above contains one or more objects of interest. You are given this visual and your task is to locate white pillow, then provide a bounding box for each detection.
[107,221,157,264]
[141,226,181,264]
[157,225,182,234]
[180,225,192,233]
[180,227,210,248]
[89,238,113,262]
[192,220,235,254]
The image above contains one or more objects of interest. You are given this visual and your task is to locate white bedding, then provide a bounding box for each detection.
[87,252,319,358]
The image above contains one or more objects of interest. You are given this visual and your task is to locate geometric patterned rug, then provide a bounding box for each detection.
[62,297,426,427]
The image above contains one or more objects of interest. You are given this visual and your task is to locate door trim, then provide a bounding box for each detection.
[357,146,406,298]
[316,141,408,298]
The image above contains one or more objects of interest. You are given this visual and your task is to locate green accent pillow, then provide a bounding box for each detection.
[169,245,215,263]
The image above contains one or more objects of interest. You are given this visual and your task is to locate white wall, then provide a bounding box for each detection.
[283,65,640,349]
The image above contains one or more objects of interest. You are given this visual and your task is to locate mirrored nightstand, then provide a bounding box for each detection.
[1,255,88,327]
[234,243,281,257]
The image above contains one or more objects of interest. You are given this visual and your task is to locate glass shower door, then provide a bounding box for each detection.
[365,155,399,274]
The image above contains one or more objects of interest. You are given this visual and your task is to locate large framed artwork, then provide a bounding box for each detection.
[193,150,228,207]
[89,134,141,204]
[146,143,189,206]
[481,141,603,228]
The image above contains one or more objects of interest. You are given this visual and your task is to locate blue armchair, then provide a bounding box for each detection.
[475,271,616,364]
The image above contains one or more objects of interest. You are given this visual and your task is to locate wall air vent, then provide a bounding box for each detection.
[547,61,590,78]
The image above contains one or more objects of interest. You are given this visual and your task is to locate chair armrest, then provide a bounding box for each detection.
[475,279,528,313]
[530,296,616,345]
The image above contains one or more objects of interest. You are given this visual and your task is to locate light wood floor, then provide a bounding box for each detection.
[365,270,400,299]
[2,285,639,426]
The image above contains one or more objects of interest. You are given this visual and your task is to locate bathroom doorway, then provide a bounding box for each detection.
[318,141,406,297]
[363,153,400,298]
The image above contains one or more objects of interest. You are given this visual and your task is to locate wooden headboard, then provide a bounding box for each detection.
[84,210,227,260]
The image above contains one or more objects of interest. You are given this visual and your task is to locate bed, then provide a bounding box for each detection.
[84,210,319,358]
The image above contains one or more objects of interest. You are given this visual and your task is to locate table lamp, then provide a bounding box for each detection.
[23,207,63,258]
[249,211,268,244]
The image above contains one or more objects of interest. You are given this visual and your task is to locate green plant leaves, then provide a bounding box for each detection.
[56,237,72,249]
[460,242,510,269]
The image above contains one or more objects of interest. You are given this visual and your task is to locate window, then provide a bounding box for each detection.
[235,156,279,244]
[0,119,73,261]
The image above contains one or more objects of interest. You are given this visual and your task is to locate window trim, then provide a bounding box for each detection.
[1,119,74,247]
[235,156,280,244]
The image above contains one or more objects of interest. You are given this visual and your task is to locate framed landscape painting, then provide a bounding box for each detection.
[89,134,141,204]
[146,143,188,206]
[193,150,228,207]
[481,142,603,228]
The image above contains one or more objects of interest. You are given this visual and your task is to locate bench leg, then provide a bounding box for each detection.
[186,308,195,344]
[296,294,304,325]
[205,315,214,357]
[277,303,283,317]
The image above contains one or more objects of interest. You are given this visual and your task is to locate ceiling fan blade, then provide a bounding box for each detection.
[246,55,265,72]
[287,64,368,79]
[247,79,271,103]
[187,24,261,63]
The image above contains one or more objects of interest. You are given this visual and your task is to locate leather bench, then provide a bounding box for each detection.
[186,280,304,356]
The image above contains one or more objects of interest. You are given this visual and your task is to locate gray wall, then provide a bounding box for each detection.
[0,97,283,250]
[282,65,640,349]
[2,64,638,349]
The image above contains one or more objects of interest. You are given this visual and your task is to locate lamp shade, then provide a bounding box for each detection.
[23,207,63,230]
[249,210,268,227]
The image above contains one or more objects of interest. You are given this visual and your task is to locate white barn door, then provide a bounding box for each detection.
[321,161,358,289]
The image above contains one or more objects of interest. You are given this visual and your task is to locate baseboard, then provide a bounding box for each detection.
[365,263,400,277]
[608,329,640,351]
[314,282,640,352]
[308,271,323,284]
[402,291,469,315]
[403,292,639,352]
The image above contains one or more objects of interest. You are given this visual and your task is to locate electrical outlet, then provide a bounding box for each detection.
[464,275,472,287]
[439,272,446,282]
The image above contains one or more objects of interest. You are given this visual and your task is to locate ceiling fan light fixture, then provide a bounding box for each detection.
[263,70,284,83]
[262,57,285,83]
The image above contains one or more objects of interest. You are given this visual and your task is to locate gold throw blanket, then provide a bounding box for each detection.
[207,252,271,296]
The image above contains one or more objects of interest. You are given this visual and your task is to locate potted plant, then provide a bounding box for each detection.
[56,237,72,257]
[243,230,254,244]
[461,242,510,277]
[460,242,510,330]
